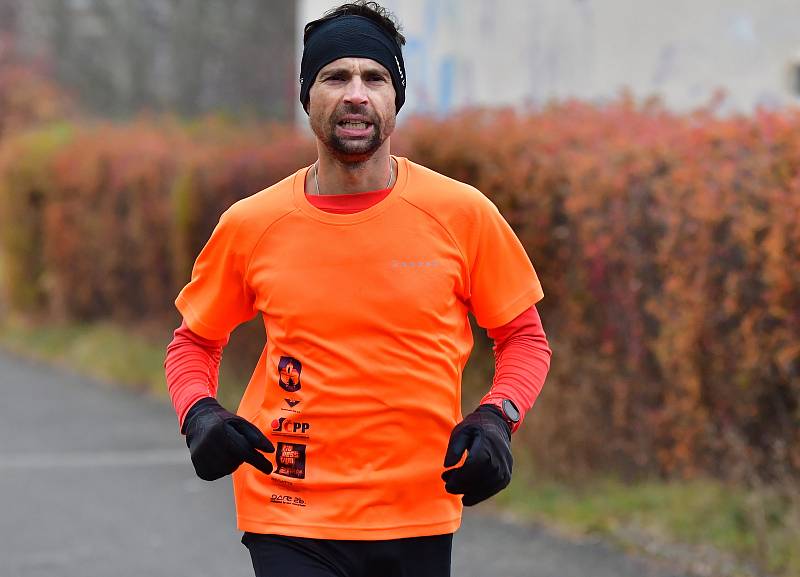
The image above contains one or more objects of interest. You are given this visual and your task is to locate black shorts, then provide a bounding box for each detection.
[242,531,453,577]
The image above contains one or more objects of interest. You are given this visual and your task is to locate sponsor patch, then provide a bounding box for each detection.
[270,494,306,507]
[275,442,306,479]
[278,357,302,392]
[270,417,311,438]
[282,398,301,414]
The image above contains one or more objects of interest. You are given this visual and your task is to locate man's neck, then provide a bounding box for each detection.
[307,144,395,196]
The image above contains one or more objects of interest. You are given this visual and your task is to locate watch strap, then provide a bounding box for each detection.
[481,398,521,433]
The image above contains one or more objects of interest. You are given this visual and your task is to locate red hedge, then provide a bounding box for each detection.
[1,101,798,480]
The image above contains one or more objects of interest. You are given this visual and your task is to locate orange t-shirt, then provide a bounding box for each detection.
[175,157,544,539]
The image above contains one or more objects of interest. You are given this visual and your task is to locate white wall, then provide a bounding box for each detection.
[298,0,800,118]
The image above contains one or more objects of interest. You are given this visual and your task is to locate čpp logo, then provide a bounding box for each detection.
[271,417,310,436]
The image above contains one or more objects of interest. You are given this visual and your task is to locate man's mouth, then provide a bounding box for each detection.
[335,113,376,135]
[339,120,371,130]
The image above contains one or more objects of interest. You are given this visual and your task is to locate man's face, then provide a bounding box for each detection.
[308,57,397,162]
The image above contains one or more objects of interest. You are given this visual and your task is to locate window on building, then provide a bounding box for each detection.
[793,62,800,97]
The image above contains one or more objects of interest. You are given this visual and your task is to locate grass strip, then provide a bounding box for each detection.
[0,317,167,391]
[495,464,798,576]
[0,316,249,409]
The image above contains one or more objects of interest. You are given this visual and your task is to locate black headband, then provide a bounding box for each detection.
[300,14,406,114]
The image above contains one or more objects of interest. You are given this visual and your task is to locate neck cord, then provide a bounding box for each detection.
[313,158,393,196]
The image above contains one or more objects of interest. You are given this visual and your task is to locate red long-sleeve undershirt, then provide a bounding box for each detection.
[164,323,228,428]
[166,188,552,431]
[481,305,551,432]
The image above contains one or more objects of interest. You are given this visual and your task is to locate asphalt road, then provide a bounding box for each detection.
[0,351,688,577]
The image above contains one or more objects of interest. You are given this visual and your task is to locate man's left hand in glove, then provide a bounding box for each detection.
[441,404,513,506]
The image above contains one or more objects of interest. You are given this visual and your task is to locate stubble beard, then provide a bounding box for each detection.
[313,105,394,164]
[327,123,382,159]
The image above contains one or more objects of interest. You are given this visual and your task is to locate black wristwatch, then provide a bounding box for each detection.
[499,399,521,426]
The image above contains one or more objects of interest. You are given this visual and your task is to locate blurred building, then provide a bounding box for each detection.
[300,0,800,117]
[5,1,800,122]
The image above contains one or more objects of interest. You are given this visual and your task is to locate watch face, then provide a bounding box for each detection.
[502,399,520,423]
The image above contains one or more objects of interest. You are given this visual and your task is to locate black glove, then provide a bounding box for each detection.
[182,397,274,481]
[441,404,513,506]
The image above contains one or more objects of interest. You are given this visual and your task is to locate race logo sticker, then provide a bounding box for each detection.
[278,356,302,392]
[275,442,306,479]
[271,417,310,438]
[270,494,306,507]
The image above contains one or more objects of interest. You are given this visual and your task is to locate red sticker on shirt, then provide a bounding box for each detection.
[275,442,306,479]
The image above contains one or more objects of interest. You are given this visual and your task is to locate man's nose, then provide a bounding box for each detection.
[343,77,369,105]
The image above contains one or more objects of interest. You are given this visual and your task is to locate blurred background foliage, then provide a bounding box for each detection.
[1,101,797,488]
[0,1,799,574]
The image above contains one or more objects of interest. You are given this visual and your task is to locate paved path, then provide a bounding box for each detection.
[0,351,687,577]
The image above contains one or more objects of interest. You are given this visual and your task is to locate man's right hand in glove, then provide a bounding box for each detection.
[182,397,274,481]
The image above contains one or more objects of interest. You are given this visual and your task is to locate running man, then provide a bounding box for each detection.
[165,2,552,575]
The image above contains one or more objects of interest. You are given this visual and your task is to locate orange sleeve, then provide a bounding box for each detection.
[466,196,544,328]
[175,208,259,340]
